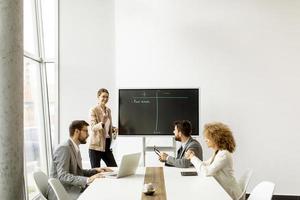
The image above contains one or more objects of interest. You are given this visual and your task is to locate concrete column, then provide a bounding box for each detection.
[0,0,24,199]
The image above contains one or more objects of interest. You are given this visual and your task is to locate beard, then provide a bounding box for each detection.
[174,135,181,142]
[78,136,87,144]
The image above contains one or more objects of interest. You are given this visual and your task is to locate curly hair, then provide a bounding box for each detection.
[204,122,236,153]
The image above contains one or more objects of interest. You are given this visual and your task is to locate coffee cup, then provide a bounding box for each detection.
[143,183,154,192]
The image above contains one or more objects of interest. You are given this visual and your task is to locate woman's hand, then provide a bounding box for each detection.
[112,127,118,134]
[112,127,118,139]
[185,149,195,160]
[93,121,104,131]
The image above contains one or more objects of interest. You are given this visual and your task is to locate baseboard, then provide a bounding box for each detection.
[246,194,300,200]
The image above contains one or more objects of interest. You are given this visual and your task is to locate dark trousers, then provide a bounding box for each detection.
[89,138,117,167]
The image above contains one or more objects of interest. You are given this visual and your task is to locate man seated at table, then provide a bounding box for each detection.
[159,120,202,168]
[47,120,113,200]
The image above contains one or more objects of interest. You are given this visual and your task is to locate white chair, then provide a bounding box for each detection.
[33,171,48,200]
[248,181,275,200]
[238,169,253,200]
[48,178,71,200]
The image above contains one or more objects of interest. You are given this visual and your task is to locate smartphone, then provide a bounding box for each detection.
[180,171,198,176]
[153,146,160,156]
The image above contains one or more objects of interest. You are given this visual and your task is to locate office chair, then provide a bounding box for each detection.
[48,178,71,200]
[248,181,275,200]
[238,169,253,200]
[33,171,49,200]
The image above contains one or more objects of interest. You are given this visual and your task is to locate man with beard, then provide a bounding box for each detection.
[159,120,203,168]
[47,120,113,200]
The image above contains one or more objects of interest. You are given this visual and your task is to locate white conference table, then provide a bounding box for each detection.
[78,167,232,200]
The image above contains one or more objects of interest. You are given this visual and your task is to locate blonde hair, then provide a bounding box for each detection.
[204,122,236,153]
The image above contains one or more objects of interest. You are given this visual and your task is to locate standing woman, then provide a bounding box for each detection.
[89,88,117,167]
[185,122,242,200]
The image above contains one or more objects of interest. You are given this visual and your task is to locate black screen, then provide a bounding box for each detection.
[118,89,199,135]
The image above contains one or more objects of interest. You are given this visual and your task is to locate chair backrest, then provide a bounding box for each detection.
[238,169,253,200]
[248,181,275,200]
[48,178,71,200]
[33,171,48,200]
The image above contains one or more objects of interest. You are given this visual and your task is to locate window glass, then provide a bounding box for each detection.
[24,0,58,199]
[24,58,47,199]
[41,0,56,58]
[24,0,39,55]
[46,63,57,146]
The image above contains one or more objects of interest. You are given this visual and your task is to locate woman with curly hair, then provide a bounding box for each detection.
[185,122,242,200]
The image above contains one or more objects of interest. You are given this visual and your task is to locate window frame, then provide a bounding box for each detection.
[23,0,58,199]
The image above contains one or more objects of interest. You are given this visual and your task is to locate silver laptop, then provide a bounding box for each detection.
[104,152,141,179]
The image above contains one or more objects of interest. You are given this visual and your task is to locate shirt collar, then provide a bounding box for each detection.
[181,137,191,149]
[70,138,80,153]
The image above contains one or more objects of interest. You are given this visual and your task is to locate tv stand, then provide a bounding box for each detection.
[142,136,176,166]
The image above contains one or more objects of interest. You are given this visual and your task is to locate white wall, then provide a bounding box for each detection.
[59,0,116,164]
[115,0,300,195]
[59,0,300,195]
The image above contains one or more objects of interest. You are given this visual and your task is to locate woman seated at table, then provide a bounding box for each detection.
[185,122,242,200]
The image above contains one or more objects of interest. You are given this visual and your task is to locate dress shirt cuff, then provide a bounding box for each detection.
[86,177,91,186]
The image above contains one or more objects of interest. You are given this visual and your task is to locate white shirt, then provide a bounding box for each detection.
[181,138,189,150]
[70,138,80,153]
[104,118,110,138]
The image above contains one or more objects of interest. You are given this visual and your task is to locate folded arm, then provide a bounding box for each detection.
[191,152,227,176]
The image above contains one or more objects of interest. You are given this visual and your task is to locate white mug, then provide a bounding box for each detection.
[143,183,154,191]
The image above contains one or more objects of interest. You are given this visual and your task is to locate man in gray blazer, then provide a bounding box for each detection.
[47,120,112,200]
[159,120,202,168]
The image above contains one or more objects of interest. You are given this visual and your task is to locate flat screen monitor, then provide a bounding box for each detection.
[118,89,199,135]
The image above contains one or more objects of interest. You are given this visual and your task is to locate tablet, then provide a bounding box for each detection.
[154,146,160,156]
[180,171,198,176]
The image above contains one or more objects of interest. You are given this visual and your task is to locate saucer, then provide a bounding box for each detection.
[143,189,155,195]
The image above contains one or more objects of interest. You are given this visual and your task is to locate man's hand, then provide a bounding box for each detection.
[87,173,104,185]
[101,167,113,172]
[159,152,168,162]
[95,167,113,173]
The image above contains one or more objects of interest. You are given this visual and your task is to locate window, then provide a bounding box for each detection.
[24,58,48,199]
[24,0,39,56]
[24,0,58,199]
[46,63,58,147]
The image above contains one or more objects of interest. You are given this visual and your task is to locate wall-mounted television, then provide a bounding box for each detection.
[118,88,199,135]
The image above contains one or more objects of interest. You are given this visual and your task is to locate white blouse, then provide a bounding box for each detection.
[191,150,242,200]
[104,118,110,138]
